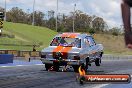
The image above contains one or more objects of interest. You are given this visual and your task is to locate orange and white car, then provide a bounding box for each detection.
[41,33,103,72]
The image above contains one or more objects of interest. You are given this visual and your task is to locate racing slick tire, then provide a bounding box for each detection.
[73,57,89,72]
[95,58,101,66]
[79,76,85,85]
[85,57,89,71]
[45,64,52,71]
[72,65,80,72]
[53,62,59,72]
[95,53,103,66]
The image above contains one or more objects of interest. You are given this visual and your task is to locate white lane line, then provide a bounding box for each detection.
[91,75,132,88]
[1,66,11,67]
[35,64,43,65]
[17,65,23,66]
[92,84,109,88]
[0,64,43,68]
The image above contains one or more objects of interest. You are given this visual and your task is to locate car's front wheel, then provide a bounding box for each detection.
[72,65,80,72]
[45,64,52,71]
[53,62,59,71]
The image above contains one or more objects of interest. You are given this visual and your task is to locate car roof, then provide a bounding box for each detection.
[55,33,92,39]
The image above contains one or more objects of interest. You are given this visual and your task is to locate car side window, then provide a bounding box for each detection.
[84,38,90,47]
[85,36,96,46]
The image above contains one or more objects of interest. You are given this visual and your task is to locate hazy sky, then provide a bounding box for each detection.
[0,0,123,28]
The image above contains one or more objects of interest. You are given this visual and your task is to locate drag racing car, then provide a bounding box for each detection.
[41,33,103,72]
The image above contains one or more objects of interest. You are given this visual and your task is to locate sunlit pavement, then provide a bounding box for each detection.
[0,60,43,67]
[0,60,132,88]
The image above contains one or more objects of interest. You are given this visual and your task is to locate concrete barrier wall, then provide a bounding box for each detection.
[0,50,40,57]
[0,50,132,60]
[0,54,13,64]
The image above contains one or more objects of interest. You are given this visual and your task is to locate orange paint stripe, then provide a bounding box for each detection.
[53,46,63,53]
[61,33,69,37]
[61,47,72,53]
[61,33,79,38]
[69,33,78,38]
[61,47,72,59]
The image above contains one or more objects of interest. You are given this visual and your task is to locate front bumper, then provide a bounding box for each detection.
[40,58,83,65]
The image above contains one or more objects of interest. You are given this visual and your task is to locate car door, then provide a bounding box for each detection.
[84,36,96,58]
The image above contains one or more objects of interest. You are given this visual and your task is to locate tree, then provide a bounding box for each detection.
[92,17,106,32]
[4,7,108,33]
[109,27,121,36]
[47,17,56,30]
[7,7,27,23]
[74,10,92,32]
[30,11,45,26]
[48,10,55,19]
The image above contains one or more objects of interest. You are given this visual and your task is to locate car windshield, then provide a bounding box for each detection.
[50,37,81,48]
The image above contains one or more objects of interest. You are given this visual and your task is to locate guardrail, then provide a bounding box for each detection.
[102,54,132,60]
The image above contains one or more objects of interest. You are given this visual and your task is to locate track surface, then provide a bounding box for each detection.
[0,60,132,88]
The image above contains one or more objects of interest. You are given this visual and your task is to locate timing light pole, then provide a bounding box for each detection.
[73,4,76,32]
[32,0,35,26]
[4,0,6,21]
[56,0,58,32]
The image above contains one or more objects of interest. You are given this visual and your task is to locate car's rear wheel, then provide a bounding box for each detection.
[95,53,103,66]
[73,57,89,72]
[73,65,80,72]
[85,57,89,71]
[79,76,85,85]
[95,58,101,66]
[45,64,52,71]
[53,62,59,71]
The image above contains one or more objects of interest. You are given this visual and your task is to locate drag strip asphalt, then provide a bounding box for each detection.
[0,60,132,88]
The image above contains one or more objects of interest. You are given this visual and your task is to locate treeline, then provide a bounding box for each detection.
[0,7,122,35]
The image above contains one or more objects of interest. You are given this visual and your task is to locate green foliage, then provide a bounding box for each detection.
[7,34,15,38]
[109,27,121,36]
[1,22,132,54]
[1,33,15,38]
[112,32,118,36]
[1,22,57,50]
[3,6,108,33]
[57,25,65,32]
[47,17,56,30]
[88,28,95,35]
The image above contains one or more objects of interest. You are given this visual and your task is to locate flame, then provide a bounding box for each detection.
[79,66,86,76]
